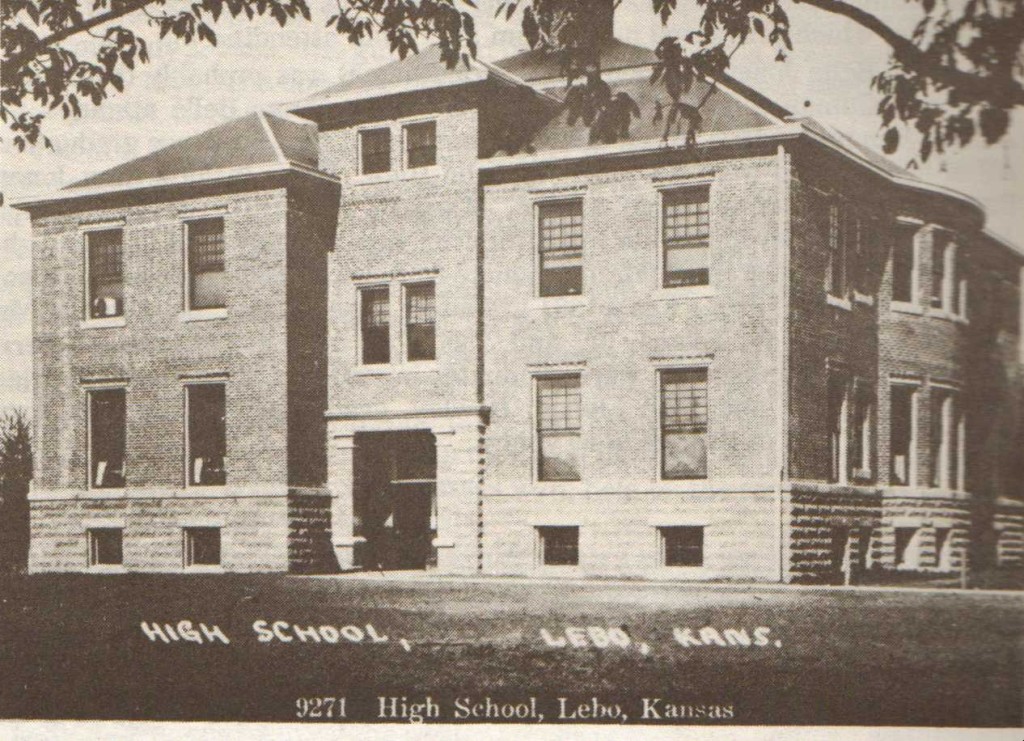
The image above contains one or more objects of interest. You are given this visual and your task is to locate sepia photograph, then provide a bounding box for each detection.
[1,0,1023,734]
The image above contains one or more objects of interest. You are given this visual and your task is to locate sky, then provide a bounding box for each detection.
[1,0,1021,412]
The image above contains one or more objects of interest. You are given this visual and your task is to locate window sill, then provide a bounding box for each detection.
[179,308,227,322]
[350,172,393,186]
[891,301,924,316]
[183,565,224,573]
[929,309,969,325]
[393,361,439,374]
[81,317,126,329]
[826,294,852,311]
[87,565,127,574]
[352,364,393,377]
[530,296,588,310]
[652,285,715,301]
[397,165,442,181]
[853,292,875,307]
[86,487,127,498]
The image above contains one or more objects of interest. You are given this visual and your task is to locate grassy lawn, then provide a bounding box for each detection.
[0,573,1021,726]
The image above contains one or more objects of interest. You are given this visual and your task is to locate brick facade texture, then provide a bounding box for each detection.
[23,80,1024,579]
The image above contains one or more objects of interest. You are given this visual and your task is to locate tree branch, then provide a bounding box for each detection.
[794,0,1024,106]
[4,0,159,73]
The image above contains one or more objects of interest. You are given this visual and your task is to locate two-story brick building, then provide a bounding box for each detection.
[14,29,1024,581]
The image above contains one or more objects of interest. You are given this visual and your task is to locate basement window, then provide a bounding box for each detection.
[88,388,126,489]
[87,528,123,567]
[660,526,704,567]
[183,527,221,567]
[537,526,579,566]
[186,384,227,486]
[86,229,124,319]
[186,218,226,310]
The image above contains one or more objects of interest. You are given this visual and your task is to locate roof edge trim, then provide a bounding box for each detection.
[287,68,488,114]
[11,162,339,211]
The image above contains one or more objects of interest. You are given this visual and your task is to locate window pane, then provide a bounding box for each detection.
[188,385,226,486]
[405,121,436,169]
[661,369,708,479]
[537,375,581,481]
[538,201,583,297]
[892,227,915,302]
[188,218,225,309]
[405,282,436,361]
[890,385,914,485]
[930,391,947,488]
[827,376,846,483]
[663,187,710,288]
[827,204,846,297]
[360,128,391,174]
[185,527,221,566]
[539,526,578,566]
[87,229,124,318]
[932,235,947,308]
[360,287,390,365]
[662,526,703,567]
[850,385,872,476]
[90,389,126,488]
[88,528,123,566]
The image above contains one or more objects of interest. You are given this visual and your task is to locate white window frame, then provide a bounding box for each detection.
[889,379,920,488]
[532,370,584,485]
[891,219,923,314]
[929,383,958,491]
[354,281,392,370]
[656,365,711,482]
[850,380,873,481]
[400,117,439,172]
[183,380,228,489]
[828,374,850,485]
[654,177,715,298]
[355,124,394,179]
[81,223,127,328]
[400,279,438,364]
[825,200,851,309]
[181,215,229,320]
[85,383,128,493]
[86,526,124,569]
[182,525,223,570]
[533,196,586,304]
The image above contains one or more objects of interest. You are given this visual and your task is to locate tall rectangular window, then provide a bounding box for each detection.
[929,388,955,489]
[87,528,123,567]
[537,526,579,566]
[931,233,951,310]
[360,286,390,365]
[183,527,221,567]
[88,389,126,489]
[187,384,226,486]
[359,128,391,174]
[537,200,583,297]
[404,121,436,169]
[890,384,916,486]
[660,526,704,567]
[660,368,709,480]
[404,282,436,362]
[662,186,710,288]
[892,225,917,303]
[86,229,124,318]
[827,376,848,483]
[826,203,847,299]
[850,383,873,479]
[536,374,581,482]
[186,218,226,310]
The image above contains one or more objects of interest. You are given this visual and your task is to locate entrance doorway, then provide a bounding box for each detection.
[353,430,437,570]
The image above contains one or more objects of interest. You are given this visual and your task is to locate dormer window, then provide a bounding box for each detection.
[359,128,391,175]
[86,229,124,319]
[403,121,436,169]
